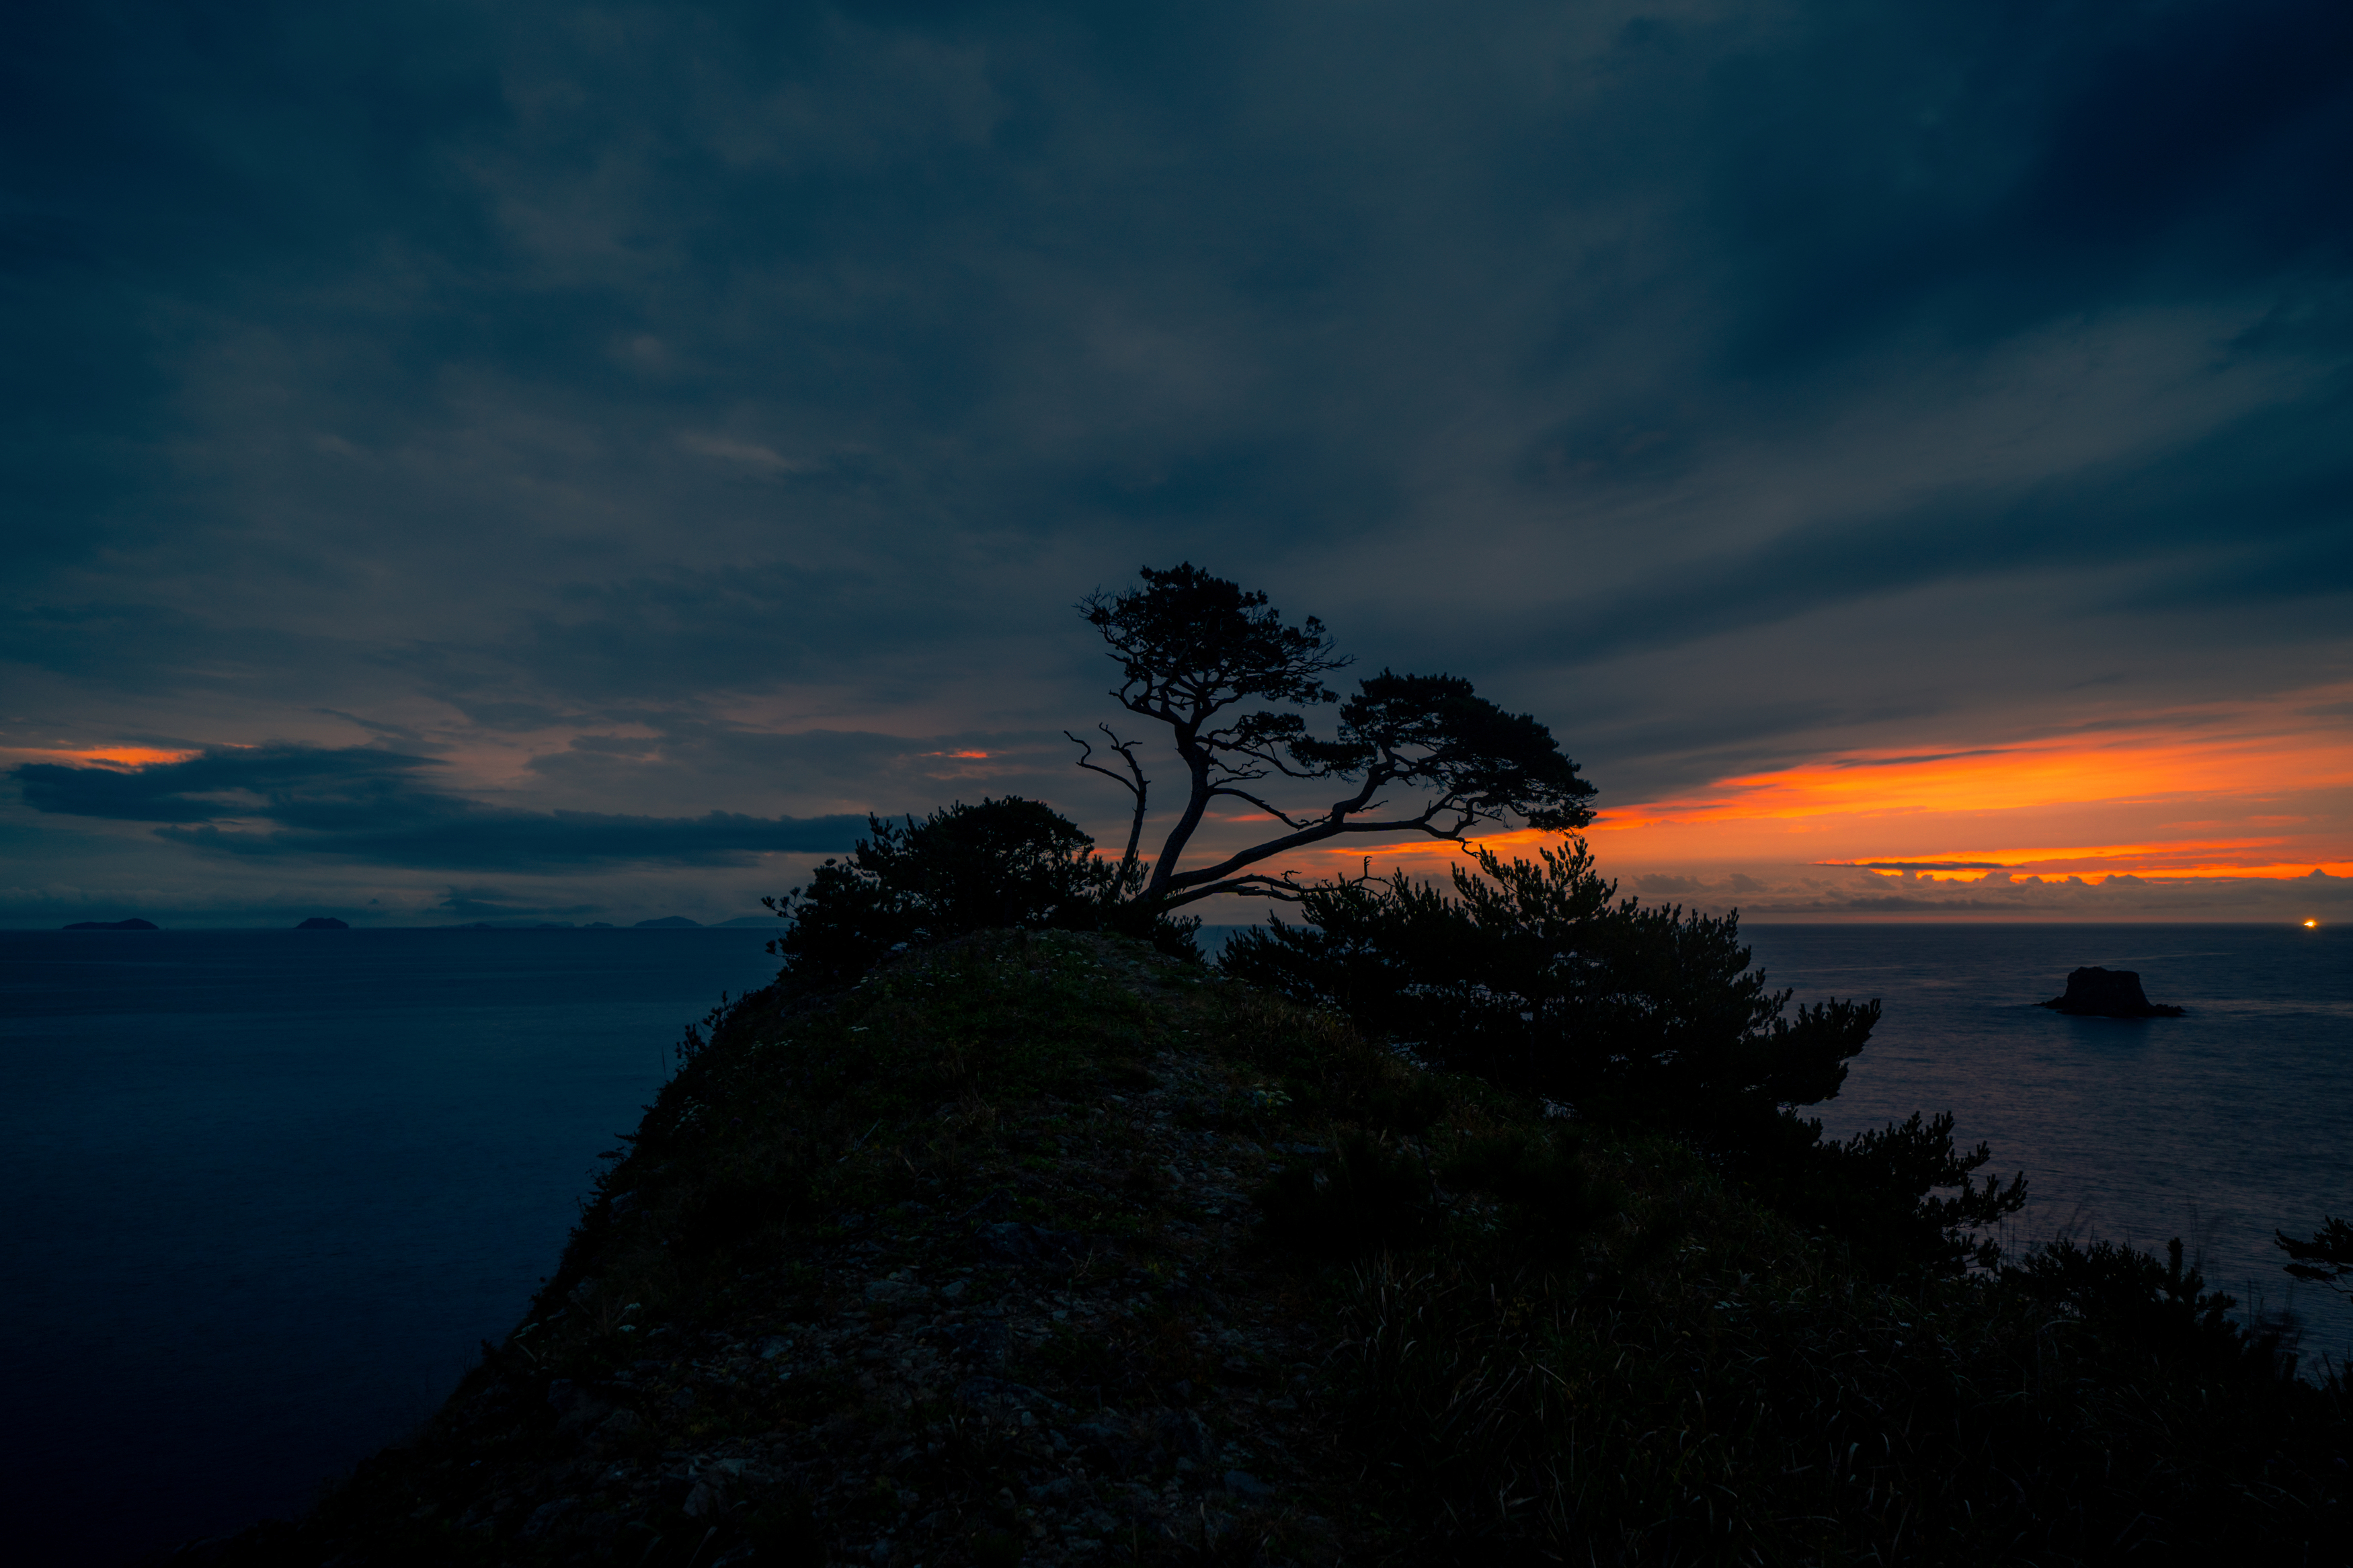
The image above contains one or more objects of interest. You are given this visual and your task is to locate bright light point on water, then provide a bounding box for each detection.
[2306,919,2321,927]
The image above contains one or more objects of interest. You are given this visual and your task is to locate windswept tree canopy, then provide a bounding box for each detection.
[1084,563,1349,717]
[1071,564,1597,909]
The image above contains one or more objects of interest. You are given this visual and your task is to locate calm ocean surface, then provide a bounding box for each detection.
[1738,923,2353,1347]
[3,921,2348,1563]
[1,928,781,1565]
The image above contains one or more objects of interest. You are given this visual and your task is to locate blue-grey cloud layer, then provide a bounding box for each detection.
[3,0,2347,912]
[13,747,863,870]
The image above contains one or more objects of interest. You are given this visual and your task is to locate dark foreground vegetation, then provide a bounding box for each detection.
[178,901,2350,1563]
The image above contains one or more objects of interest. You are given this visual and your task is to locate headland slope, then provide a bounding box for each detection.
[177,932,2345,1565]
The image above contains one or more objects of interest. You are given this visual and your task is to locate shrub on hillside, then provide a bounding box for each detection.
[1730,1107,2028,1274]
[1221,840,2024,1272]
[2279,1214,2353,1303]
[764,796,1199,989]
[1220,841,1872,1133]
[2010,1234,2291,1375]
[1438,1126,1622,1247]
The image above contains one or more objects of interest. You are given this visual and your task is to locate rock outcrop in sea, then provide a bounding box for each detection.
[2039,966,2184,1018]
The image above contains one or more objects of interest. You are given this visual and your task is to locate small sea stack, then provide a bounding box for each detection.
[2040,965,2184,1018]
[294,917,349,929]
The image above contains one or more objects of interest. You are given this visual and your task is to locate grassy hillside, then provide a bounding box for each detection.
[186,931,2348,1567]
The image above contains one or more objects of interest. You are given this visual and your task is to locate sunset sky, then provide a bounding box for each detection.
[5,0,2348,925]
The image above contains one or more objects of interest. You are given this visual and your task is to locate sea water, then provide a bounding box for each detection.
[0,927,780,1565]
[1737,923,2353,1360]
[4,923,2348,1563]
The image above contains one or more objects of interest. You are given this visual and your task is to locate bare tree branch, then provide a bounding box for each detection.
[1161,870,1311,908]
[1204,784,1320,830]
[1064,725,1150,887]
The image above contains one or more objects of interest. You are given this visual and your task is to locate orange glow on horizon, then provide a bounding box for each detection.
[1283,686,2352,886]
[1300,833,2346,885]
[1594,729,2351,831]
[1855,862,2352,882]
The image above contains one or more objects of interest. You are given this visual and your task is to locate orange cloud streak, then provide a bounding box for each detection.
[1,745,201,768]
[1612,718,2349,830]
[1289,684,2353,885]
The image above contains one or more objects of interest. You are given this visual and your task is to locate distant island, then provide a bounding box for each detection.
[294,917,349,930]
[63,917,158,930]
[631,915,701,928]
[2040,965,2186,1018]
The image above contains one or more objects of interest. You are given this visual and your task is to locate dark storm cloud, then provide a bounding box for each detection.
[2,0,2348,916]
[12,747,863,870]
[477,563,957,707]
[16,747,423,825]
[512,715,1099,833]
[525,723,926,789]
[1702,1,2353,366]
[1509,385,2353,669]
[13,3,2347,630]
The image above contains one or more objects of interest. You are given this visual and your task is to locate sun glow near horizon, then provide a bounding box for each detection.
[1291,686,2353,893]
